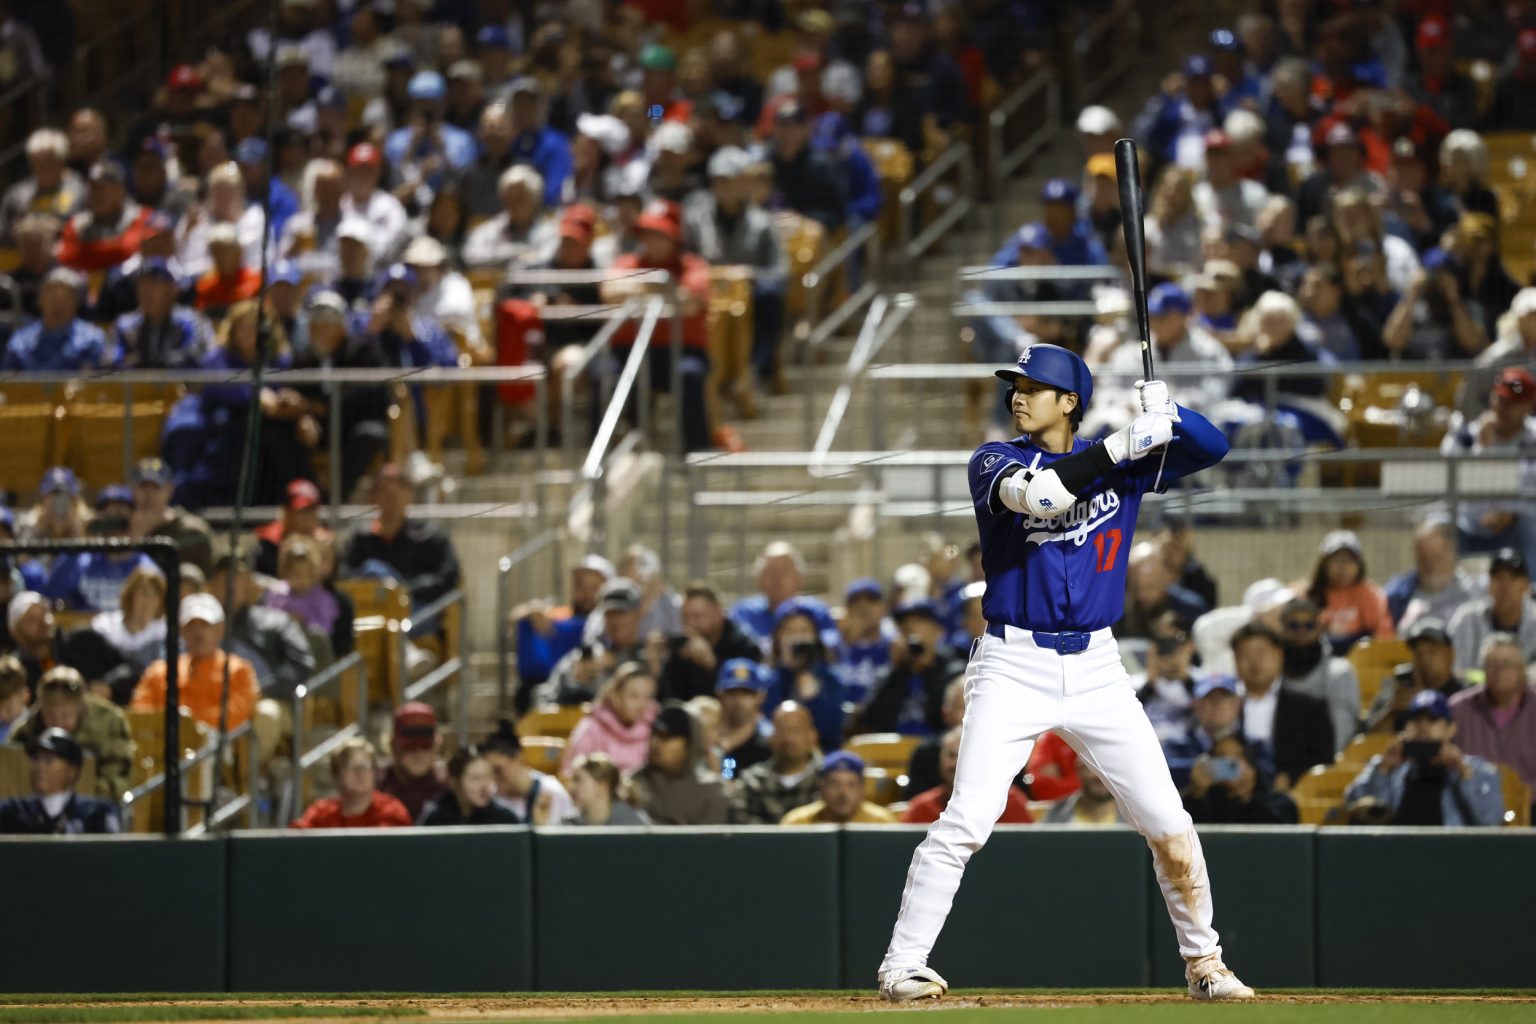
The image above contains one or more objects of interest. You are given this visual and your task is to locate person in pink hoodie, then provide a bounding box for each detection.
[560,662,659,775]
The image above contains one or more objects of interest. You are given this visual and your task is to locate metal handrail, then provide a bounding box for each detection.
[495,528,566,717]
[988,68,1060,195]
[582,297,664,482]
[866,357,1493,381]
[898,142,976,270]
[287,651,368,823]
[959,265,1126,283]
[560,297,642,469]
[799,220,884,443]
[396,588,471,746]
[121,718,258,833]
[811,294,918,465]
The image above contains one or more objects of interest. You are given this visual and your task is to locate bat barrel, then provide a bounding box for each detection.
[1114,138,1154,381]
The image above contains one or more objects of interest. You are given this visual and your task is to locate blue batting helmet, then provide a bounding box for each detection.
[994,344,1093,411]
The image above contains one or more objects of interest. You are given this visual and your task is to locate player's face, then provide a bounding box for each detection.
[1009,379,1074,434]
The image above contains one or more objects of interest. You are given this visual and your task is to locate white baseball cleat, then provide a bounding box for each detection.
[1185,954,1256,1001]
[879,966,950,1001]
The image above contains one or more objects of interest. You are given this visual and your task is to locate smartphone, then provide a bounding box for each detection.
[789,639,819,663]
[1402,740,1442,763]
[905,635,926,657]
[1208,757,1244,783]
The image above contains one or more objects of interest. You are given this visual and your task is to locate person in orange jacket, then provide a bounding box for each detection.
[130,592,261,731]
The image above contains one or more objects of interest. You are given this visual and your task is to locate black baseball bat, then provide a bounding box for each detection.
[1114,137,1155,382]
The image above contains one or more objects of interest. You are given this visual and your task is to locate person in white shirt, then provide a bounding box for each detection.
[1106,282,1232,414]
[340,143,410,266]
[175,162,267,279]
[402,235,483,352]
[483,720,575,824]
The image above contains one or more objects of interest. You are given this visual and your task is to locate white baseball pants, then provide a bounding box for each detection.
[880,625,1222,975]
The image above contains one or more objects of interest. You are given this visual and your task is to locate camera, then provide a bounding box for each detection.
[905,635,926,657]
[1208,756,1244,783]
[1402,739,1442,763]
[788,639,819,664]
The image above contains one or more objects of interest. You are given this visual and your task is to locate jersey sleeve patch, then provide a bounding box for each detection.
[969,443,1026,516]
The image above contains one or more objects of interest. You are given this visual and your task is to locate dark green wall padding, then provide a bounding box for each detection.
[2,825,1532,992]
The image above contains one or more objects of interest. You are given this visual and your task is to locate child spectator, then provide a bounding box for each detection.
[291,738,411,829]
[263,536,341,644]
[1299,530,1394,651]
[483,719,573,825]
[377,702,448,821]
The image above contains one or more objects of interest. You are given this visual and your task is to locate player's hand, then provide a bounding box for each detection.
[1135,379,1180,421]
[1104,413,1174,464]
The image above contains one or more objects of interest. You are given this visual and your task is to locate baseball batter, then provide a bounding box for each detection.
[878,344,1254,1002]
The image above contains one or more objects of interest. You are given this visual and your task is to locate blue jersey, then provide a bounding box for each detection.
[968,407,1229,633]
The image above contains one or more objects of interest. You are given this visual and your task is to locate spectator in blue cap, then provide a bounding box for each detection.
[44,486,160,613]
[1106,281,1232,414]
[1345,689,1503,827]
[659,582,761,704]
[232,137,300,242]
[854,600,967,738]
[93,209,189,323]
[113,256,211,369]
[781,750,896,824]
[2,267,107,372]
[384,71,479,200]
[1206,28,1262,116]
[977,222,1065,430]
[1130,52,1221,167]
[766,595,847,754]
[1162,673,1249,788]
[1016,177,1107,271]
[835,577,896,706]
[715,657,773,779]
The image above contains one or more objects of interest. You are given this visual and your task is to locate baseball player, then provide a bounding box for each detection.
[877,344,1254,1002]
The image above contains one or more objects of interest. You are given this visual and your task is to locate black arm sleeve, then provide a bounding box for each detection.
[1044,443,1117,493]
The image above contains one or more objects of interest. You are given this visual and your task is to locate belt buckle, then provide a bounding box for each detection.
[1043,630,1089,654]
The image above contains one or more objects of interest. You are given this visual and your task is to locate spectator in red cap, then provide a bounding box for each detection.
[1194,130,1269,233]
[1492,29,1536,131]
[254,478,334,577]
[1460,288,1536,418]
[1409,17,1478,129]
[1441,367,1536,567]
[57,161,152,273]
[600,199,714,451]
[378,701,449,821]
[292,738,412,829]
[340,143,408,263]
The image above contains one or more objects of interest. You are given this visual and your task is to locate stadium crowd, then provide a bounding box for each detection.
[1,0,1535,834]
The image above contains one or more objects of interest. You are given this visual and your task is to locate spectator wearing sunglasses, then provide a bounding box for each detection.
[1277,597,1361,752]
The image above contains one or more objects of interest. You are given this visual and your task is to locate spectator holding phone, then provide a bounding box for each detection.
[1345,689,1503,827]
[1182,732,1298,825]
[765,598,846,754]
[658,583,759,703]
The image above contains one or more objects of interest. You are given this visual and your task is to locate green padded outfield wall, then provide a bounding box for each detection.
[1315,828,1536,989]
[841,826,1150,988]
[1145,826,1316,987]
[225,828,533,991]
[0,835,226,992]
[532,827,842,990]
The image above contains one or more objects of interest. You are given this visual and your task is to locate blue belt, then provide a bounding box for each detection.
[986,621,1093,654]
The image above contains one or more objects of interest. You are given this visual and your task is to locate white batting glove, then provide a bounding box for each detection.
[1135,379,1180,420]
[1103,413,1174,464]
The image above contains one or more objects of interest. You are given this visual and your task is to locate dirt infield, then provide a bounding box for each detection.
[15,991,1536,1022]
